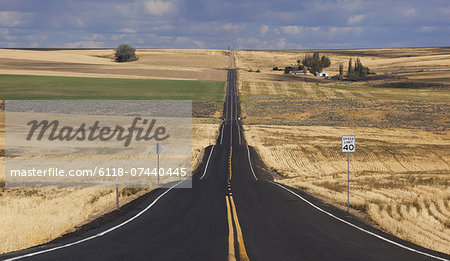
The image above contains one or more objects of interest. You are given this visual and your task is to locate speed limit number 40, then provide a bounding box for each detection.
[342,136,356,153]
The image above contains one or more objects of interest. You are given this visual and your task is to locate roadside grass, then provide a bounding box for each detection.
[0,74,225,101]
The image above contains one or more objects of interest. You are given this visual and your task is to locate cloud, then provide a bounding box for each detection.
[65,41,105,48]
[193,40,205,48]
[281,25,303,35]
[276,38,286,48]
[236,37,262,49]
[420,26,435,32]
[118,28,137,33]
[307,0,365,13]
[0,0,449,49]
[347,14,366,25]
[310,27,322,33]
[144,0,178,16]
[173,37,205,48]
[401,7,416,17]
[329,26,363,35]
[0,11,31,27]
[260,25,269,36]
[337,0,365,12]
[83,34,103,41]
[111,34,127,41]
[0,28,9,35]
[442,8,450,15]
[221,23,244,32]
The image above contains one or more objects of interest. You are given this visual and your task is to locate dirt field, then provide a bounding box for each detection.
[0,49,228,81]
[236,48,450,254]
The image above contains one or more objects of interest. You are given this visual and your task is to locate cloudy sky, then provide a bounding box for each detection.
[0,0,449,49]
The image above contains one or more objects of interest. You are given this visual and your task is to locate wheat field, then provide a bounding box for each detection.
[0,120,218,254]
[245,125,450,254]
[237,48,450,254]
[0,48,228,81]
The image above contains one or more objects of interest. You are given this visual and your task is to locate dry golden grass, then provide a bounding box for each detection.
[0,116,218,254]
[0,49,229,81]
[239,80,449,131]
[245,125,450,254]
[0,123,219,254]
[192,121,220,169]
[0,187,150,254]
[237,48,450,254]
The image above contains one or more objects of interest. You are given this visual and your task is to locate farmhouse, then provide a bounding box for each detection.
[290,71,306,75]
[315,72,329,77]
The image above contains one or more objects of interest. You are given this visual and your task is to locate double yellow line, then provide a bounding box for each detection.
[226,195,249,261]
[226,73,250,261]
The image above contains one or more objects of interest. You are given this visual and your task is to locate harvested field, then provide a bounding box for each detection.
[239,79,449,131]
[0,117,219,254]
[0,49,228,81]
[240,81,449,131]
[237,48,450,254]
[245,125,450,254]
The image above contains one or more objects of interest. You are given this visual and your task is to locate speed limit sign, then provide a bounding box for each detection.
[342,135,355,213]
[342,136,355,153]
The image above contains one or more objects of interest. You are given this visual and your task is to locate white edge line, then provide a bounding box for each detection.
[270,181,449,261]
[220,124,224,145]
[225,74,229,123]
[237,124,241,145]
[200,145,215,180]
[246,145,258,181]
[5,180,185,261]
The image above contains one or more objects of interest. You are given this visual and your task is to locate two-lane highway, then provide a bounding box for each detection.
[2,53,449,261]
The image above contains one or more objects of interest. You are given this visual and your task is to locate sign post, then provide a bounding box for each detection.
[115,177,119,210]
[153,143,163,185]
[342,136,355,213]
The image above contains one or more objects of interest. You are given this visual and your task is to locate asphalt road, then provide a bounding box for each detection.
[2,57,449,261]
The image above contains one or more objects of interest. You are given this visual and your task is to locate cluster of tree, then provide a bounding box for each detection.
[347,58,370,79]
[279,52,370,80]
[284,66,304,74]
[282,52,330,74]
[114,44,138,62]
[301,52,331,74]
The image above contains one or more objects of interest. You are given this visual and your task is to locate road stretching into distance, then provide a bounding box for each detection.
[2,53,449,261]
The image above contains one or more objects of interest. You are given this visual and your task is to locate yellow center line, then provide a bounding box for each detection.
[226,196,237,261]
[226,67,249,260]
[229,79,233,181]
[229,195,250,261]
